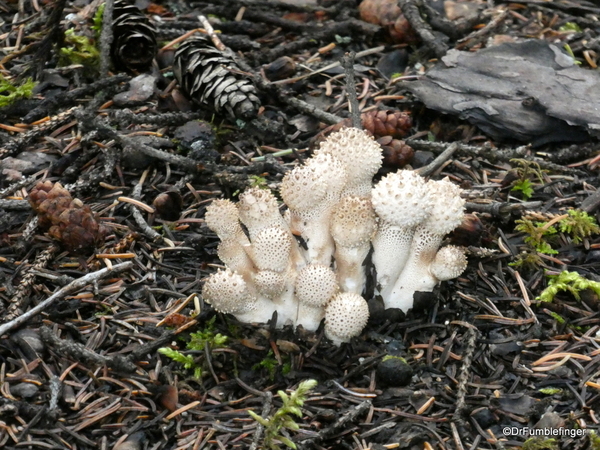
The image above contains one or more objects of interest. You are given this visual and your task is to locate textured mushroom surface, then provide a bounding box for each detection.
[324,293,370,346]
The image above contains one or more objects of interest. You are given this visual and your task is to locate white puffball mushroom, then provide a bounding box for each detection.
[371,170,433,299]
[238,187,306,271]
[238,188,286,239]
[202,268,276,324]
[250,226,299,325]
[295,264,339,331]
[324,292,370,346]
[254,270,286,299]
[281,153,346,265]
[251,226,291,272]
[387,178,466,312]
[330,196,377,294]
[430,246,467,281]
[205,199,245,242]
[315,127,383,197]
[206,199,254,280]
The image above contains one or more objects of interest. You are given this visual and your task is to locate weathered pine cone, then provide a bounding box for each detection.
[29,181,106,254]
[111,0,157,72]
[358,0,418,44]
[362,109,412,139]
[315,110,412,143]
[174,35,260,121]
[376,136,414,169]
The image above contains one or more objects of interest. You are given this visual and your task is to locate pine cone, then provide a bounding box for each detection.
[376,136,414,168]
[358,0,418,44]
[362,109,412,139]
[29,181,106,254]
[174,36,260,121]
[312,109,412,148]
[111,0,157,72]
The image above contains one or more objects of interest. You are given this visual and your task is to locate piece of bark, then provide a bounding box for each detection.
[404,40,598,146]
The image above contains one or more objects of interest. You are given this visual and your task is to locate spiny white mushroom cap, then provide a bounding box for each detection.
[331,196,377,248]
[254,270,286,298]
[280,164,327,213]
[280,153,346,216]
[315,127,382,197]
[324,292,369,346]
[372,170,432,228]
[305,152,347,204]
[295,264,338,308]
[430,246,467,281]
[238,188,283,238]
[205,199,242,240]
[202,268,256,315]
[422,178,465,235]
[251,226,291,272]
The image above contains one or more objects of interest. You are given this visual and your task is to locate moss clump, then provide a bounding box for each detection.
[589,431,600,450]
[558,209,600,243]
[514,218,558,255]
[0,74,36,107]
[158,317,229,378]
[537,270,600,303]
[59,29,100,69]
[249,379,318,450]
[522,438,557,450]
[510,251,543,270]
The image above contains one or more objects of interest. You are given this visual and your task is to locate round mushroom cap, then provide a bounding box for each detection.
[280,164,328,212]
[238,187,282,235]
[305,152,347,202]
[316,128,382,195]
[295,264,338,308]
[430,246,467,281]
[324,292,369,345]
[202,268,256,314]
[372,170,432,228]
[424,178,465,235]
[205,199,241,239]
[254,270,286,298]
[331,196,377,248]
[251,226,291,272]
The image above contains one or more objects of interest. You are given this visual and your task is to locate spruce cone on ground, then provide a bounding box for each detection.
[362,109,412,139]
[111,0,157,72]
[377,136,414,169]
[29,181,106,254]
[312,110,414,168]
[174,36,260,121]
[358,0,418,44]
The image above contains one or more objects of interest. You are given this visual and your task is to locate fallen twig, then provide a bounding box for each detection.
[416,142,459,177]
[0,261,133,337]
[100,0,115,78]
[39,325,138,372]
[298,400,371,449]
[341,52,361,129]
[398,0,449,58]
[5,244,59,322]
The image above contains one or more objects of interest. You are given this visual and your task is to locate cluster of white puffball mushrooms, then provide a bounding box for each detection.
[202,128,467,345]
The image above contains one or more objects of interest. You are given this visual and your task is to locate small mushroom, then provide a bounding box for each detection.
[324,292,369,346]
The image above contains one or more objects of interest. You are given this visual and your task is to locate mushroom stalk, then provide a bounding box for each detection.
[383,177,465,312]
[330,196,377,294]
[370,170,433,299]
[371,223,415,299]
[386,226,445,311]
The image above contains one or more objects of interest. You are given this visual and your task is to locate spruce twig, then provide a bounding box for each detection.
[100,0,115,77]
